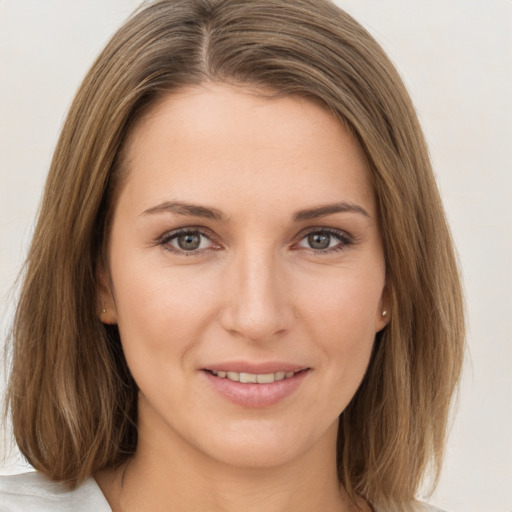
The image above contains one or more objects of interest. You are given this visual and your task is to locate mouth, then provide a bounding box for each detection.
[202,365,310,408]
[205,369,307,384]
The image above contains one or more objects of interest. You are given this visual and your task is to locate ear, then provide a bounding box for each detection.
[97,262,118,325]
[375,282,391,332]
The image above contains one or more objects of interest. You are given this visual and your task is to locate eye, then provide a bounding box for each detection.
[296,229,352,252]
[160,229,215,253]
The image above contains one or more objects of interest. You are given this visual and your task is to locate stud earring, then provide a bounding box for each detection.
[101,308,107,314]
[382,310,387,317]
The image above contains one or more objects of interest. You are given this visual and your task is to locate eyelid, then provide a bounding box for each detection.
[157,226,221,255]
[294,227,354,253]
[155,225,354,256]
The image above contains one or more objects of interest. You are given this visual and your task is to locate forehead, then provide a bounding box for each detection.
[118,82,375,218]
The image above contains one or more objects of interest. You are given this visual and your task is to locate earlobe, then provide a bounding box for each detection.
[99,305,118,325]
[375,284,391,332]
[97,264,118,324]
[376,308,390,332]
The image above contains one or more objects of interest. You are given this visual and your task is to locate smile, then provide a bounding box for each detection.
[208,370,299,383]
[203,366,310,408]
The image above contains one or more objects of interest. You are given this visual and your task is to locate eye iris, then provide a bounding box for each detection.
[308,232,330,250]
[177,233,201,250]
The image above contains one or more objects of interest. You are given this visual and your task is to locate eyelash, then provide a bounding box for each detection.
[157,227,353,256]
[297,228,353,254]
[158,228,218,256]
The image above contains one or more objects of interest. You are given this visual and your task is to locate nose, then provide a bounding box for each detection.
[219,245,294,342]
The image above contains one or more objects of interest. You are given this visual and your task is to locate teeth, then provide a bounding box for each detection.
[210,370,301,383]
[240,372,257,383]
[256,373,275,384]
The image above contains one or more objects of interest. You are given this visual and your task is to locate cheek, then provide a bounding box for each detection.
[300,269,383,383]
[301,265,384,335]
[109,252,219,365]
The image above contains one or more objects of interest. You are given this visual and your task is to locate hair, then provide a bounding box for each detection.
[5,0,464,510]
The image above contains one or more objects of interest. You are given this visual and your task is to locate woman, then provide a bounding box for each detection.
[1,1,464,511]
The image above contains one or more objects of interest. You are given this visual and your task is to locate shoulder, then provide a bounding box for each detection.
[0,471,111,512]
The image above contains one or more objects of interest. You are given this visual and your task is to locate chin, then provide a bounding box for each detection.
[204,438,303,469]
[190,417,338,470]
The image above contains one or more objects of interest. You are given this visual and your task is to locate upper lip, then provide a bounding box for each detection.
[203,362,309,374]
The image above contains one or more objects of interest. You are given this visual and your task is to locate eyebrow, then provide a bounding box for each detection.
[141,201,227,222]
[141,200,369,223]
[293,202,370,221]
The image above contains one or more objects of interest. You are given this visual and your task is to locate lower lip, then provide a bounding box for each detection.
[203,370,309,408]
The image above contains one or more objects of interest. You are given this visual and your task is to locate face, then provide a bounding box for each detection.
[100,83,389,469]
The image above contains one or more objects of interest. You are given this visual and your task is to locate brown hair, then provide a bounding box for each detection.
[5,0,464,509]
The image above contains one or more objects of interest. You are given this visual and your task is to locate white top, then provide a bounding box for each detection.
[0,472,111,511]
[0,471,447,512]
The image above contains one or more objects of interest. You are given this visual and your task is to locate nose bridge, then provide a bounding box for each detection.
[221,240,291,341]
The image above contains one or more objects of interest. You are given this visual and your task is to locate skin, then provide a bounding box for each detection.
[96,83,389,512]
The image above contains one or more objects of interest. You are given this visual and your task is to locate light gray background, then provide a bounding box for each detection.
[1,2,511,511]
